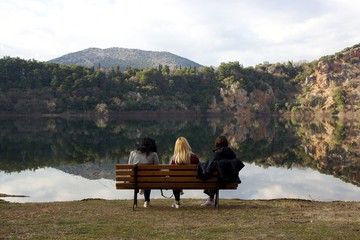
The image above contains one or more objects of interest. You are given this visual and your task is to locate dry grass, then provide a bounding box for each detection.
[1,198,360,239]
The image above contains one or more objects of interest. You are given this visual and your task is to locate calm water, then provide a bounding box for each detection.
[0,115,359,203]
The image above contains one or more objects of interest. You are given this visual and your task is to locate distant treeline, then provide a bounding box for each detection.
[0,56,300,114]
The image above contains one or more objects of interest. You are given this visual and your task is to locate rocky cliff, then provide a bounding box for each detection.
[297,45,360,114]
[209,80,276,116]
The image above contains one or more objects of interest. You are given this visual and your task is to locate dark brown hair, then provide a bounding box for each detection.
[138,137,157,156]
[215,135,228,148]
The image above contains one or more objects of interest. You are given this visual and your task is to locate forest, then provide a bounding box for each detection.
[0,56,298,114]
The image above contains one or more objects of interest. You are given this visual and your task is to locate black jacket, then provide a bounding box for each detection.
[213,146,236,161]
[197,158,245,187]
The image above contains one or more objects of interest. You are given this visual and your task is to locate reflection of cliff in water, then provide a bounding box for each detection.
[292,116,360,187]
[220,115,302,168]
[217,115,360,187]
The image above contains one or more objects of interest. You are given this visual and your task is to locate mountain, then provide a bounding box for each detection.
[49,47,202,70]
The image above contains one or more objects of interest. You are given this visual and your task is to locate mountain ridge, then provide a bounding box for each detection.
[49,47,202,70]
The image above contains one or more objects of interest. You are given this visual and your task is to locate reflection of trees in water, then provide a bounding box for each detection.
[0,117,215,171]
[0,115,358,187]
[289,116,360,187]
[220,116,275,148]
[226,116,304,169]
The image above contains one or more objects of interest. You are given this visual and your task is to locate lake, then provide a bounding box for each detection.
[0,115,359,203]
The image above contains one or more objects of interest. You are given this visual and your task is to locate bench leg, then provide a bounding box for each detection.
[133,164,138,210]
[215,189,219,208]
[133,189,138,210]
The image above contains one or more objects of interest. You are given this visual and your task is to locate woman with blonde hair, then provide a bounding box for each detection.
[169,137,200,208]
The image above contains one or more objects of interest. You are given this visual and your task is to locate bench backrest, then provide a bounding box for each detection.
[116,164,238,190]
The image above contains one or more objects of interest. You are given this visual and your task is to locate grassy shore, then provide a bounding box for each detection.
[1,198,360,239]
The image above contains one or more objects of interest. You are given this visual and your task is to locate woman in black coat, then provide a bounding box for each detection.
[201,135,236,207]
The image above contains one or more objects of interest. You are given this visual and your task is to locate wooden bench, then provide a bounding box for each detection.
[115,164,239,209]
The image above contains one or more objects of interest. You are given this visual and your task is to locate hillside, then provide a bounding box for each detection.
[49,47,202,70]
[0,44,359,116]
[296,45,360,114]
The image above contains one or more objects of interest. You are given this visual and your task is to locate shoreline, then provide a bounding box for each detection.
[1,194,359,203]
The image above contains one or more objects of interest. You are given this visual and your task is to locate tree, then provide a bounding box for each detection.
[217,61,243,81]
[95,103,108,116]
[162,65,170,76]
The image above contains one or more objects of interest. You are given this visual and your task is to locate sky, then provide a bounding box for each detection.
[0,0,359,67]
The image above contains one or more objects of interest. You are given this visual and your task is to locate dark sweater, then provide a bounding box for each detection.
[213,146,236,161]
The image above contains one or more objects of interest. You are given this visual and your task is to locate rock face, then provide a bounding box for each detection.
[211,83,275,116]
[300,46,360,113]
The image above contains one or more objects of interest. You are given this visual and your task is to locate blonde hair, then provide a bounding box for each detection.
[172,137,192,165]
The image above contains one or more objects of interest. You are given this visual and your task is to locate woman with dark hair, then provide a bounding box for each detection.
[128,137,159,207]
[212,135,236,161]
[201,135,236,207]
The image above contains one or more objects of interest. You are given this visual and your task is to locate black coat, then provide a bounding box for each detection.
[213,146,236,161]
[197,158,245,187]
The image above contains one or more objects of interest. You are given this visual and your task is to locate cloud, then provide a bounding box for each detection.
[0,0,359,66]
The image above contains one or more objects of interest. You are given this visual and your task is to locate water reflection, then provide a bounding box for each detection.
[1,163,360,203]
[0,115,359,202]
[0,168,117,202]
[241,164,360,201]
